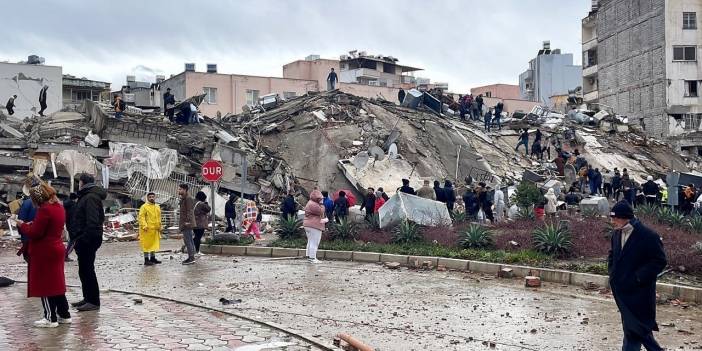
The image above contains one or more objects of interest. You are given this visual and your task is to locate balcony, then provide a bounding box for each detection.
[582,38,598,51]
[583,65,598,77]
[584,90,599,102]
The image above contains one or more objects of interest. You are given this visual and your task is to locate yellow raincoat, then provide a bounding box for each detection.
[138,202,162,252]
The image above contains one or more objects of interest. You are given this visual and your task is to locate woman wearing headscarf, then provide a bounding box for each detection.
[303,189,327,263]
[16,181,70,328]
[544,188,558,218]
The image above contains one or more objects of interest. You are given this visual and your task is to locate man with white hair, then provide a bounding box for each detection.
[641,176,660,206]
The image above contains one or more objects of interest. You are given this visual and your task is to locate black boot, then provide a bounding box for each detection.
[144,258,154,266]
[150,256,161,264]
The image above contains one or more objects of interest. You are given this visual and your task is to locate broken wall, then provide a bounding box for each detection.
[0,62,62,119]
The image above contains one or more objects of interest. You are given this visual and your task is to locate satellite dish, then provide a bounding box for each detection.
[388,143,398,159]
[352,151,370,169]
[369,146,385,161]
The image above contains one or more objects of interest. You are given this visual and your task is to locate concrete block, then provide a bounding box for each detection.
[498,268,514,278]
[655,283,677,298]
[297,249,307,257]
[314,250,328,260]
[246,247,272,257]
[501,264,533,278]
[571,272,609,289]
[468,261,502,275]
[525,276,542,287]
[271,248,300,258]
[220,246,247,256]
[380,254,408,265]
[324,250,353,261]
[537,269,572,284]
[352,252,380,263]
[200,245,222,255]
[408,256,438,268]
[678,286,702,303]
[437,258,469,271]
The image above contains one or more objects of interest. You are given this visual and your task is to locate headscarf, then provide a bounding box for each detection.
[27,174,58,205]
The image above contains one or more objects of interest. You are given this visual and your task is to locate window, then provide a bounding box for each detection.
[683,113,702,130]
[246,89,259,106]
[203,87,217,104]
[485,91,492,98]
[684,12,697,30]
[283,91,297,100]
[685,80,699,97]
[71,90,91,102]
[673,46,697,61]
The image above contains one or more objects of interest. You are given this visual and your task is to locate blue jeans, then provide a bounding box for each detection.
[622,331,662,351]
[484,117,492,131]
[493,117,501,130]
[115,112,123,119]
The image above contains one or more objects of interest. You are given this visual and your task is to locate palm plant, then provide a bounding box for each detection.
[532,223,573,256]
[392,220,423,244]
[459,224,494,249]
[516,206,536,221]
[275,217,304,240]
[329,219,359,242]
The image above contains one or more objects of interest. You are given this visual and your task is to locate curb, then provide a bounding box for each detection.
[202,245,702,304]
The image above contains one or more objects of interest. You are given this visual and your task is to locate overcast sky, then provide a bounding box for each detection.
[2,0,590,93]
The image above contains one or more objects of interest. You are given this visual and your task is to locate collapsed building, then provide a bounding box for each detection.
[0,88,700,238]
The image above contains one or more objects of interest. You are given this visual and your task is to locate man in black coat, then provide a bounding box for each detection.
[280,193,296,220]
[333,191,350,223]
[359,187,376,222]
[642,176,660,206]
[63,193,78,262]
[398,179,416,195]
[163,88,176,122]
[72,173,107,312]
[608,201,666,351]
[433,180,445,203]
[225,195,237,232]
[443,180,456,213]
[39,86,48,116]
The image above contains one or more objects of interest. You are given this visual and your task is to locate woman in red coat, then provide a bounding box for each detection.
[17,182,70,328]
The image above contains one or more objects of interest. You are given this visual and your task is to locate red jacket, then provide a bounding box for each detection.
[19,202,66,297]
[374,197,385,213]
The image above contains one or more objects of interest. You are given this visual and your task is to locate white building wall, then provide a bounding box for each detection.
[0,62,62,119]
[665,0,702,120]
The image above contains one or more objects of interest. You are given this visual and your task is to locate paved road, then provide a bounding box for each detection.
[1,240,701,350]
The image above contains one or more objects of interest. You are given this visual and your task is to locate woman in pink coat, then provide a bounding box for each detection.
[17,182,70,328]
[303,189,327,263]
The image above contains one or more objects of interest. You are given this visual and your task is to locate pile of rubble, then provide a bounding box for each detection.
[0,88,699,240]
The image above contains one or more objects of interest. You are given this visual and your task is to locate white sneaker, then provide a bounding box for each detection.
[34,319,59,328]
[309,258,321,264]
[57,317,72,324]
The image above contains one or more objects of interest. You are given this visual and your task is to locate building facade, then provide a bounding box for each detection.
[62,74,111,109]
[519,41,583,105]
[0,61,62,119]
[583,0,702,154]
[471,84,522,99]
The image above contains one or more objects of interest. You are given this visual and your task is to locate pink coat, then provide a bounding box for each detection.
[303,190,325,231]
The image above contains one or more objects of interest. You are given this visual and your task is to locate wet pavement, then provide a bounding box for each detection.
[1,240,701,350]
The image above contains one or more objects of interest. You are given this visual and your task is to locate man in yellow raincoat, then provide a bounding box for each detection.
[138,192,162,266]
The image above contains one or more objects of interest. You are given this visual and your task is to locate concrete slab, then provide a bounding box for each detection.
[468,261,502,274]
[535,268,572,285]
[352,252,380,263]
[570,272,609,288]
[220,246,247,256]
[380,254,409,265]
[271,248,300,258]
[408,256,438,268]
[246,247,273,257]
[324,250,353,261]
[201,245,222,255]
[437,258,469,271]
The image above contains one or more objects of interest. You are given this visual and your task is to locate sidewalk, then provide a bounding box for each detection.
[0,285,321,351]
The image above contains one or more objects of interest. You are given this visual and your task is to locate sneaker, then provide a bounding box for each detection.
[150,257,162,264]
[144,260,155,266]
[34,319,59,328]
[181,258,195,265]
[70,300,85,308]
[76,303,100,312]
[57,317,72,324]
[309,258,321,264]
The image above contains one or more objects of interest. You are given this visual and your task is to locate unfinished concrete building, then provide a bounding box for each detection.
[583,0,702,156]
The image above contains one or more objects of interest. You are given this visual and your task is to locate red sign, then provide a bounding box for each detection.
[201,160,224,182]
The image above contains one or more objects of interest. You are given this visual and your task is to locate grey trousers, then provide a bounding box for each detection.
[182,229,196,259]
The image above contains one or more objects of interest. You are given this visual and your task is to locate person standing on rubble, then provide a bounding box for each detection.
[544,188,558,218]
[608,201,666,351]
[374,190,386,213]
[225,194,237,233]
[280,192,297,221]
[417,180,436,200]
[593,168,603,196]
[163,88,176,122]
[327,68,338,91]
[399,179,416,195]
[443,180,456,214]
[612,169,623,201]
[475,94,484,118]
[137,192,162,266]
[177,184,197,265]
[113,96,125,119]
[493,102,504,131]
[38,86,48,117]
[477,183,494,223]
[193,191,211,256]
[72,173,106,312]
[433,180,445,203]
[602,169,614,199]
[333,191,349,223]
[493,185,505,223]
[621,169,634,205]
[303,189,327,263]
[6,94,17,115]
[483,109,493,132]
[322,191,334,222]
[462,187,479,219]
[359,188,376,222]
[642,176,660,206]
[377,187,389,201]
[515,129,529,157]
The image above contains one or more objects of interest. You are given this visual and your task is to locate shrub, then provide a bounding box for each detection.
[516,206,536,221]
[532,223,573,256]
[392,220,423,244]
[512,181,543,208]
[275,217,304,240]
[581,206,601,218]
[459,224,494,249]
[654,206,686,227]
[452,210,468,224]
[365,213,382,232]
[687,215,702,234]
[329,219,359,242]
[635,203,657,219]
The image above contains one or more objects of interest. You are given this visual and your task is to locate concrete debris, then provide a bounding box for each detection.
[525,276,542,288]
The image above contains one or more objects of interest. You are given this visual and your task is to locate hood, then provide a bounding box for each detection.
[444,180,453,188]
[546,188,555,196]
[309,189,323,203]
[79,184,107,200]
[434,181,441,188]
